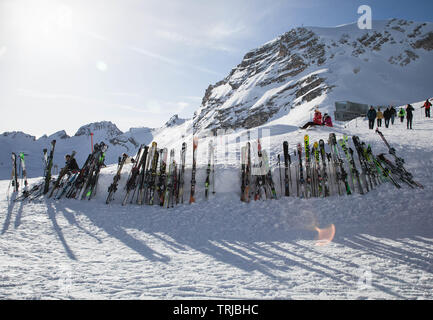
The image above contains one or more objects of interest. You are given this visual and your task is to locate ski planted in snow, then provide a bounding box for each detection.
[296,143,306,198]
[157,148,168,206]
[283,141,291,197]
[122,145,146,205]
[318,139,330,197]
[43,140,56,194]
[106,153,129,204]
[189,136,199,204]
[19,152,28,188]
[177,142,187,204]
[205,140,214,200]
[328,133,351,195]
[147,143,160,205]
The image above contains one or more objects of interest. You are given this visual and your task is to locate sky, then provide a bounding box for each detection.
[0,0,432,138]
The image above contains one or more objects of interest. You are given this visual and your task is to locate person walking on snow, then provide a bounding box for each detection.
[376,107,384,128]
[398,107,406,123]
[421,99,432,118]
[383,107,392,128]
[367,106,377,130]
[390,106,397,125]
[406,104,415,130]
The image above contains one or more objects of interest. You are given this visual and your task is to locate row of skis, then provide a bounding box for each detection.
[106,137,213,207]
[12,140,108,202]
[10,129,423,205]
[239,129,423,201]
[12,136,216,208]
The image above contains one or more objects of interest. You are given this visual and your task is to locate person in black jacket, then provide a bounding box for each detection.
[406,104,415,130]
[367,106,377,130]
[390,106,397,125]
[383,107,392,128]
[65,154,80,172]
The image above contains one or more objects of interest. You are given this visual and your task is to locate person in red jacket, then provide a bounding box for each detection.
[422,99,432,118]
[323,113,333,127]
[300,108,332,129]
[313,108,323,125]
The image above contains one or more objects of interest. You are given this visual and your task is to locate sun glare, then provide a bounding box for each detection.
[9,1,78,56]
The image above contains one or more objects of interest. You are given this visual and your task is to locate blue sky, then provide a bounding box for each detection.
[1,0,432,137]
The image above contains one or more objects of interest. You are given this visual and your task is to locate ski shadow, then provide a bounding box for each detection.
[1,193,17,235]
[335,231,433,275]
[329,225,433,298]
[51,201,170,263]
[14,198,26,229]
[45,196,433,298]
[56,204,103,244]
[62,199,360,290]
[290,240,410,299]
[45,200,77,260]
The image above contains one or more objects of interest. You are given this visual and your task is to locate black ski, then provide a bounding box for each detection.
[283,141,291,197]
[43,140,56,194]
[189,136,198,204]
[106,153,129,204]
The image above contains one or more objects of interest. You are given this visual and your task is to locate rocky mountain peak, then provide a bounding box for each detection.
[165,114,186,128]
[1,131,36,141]
[192,19,433,134]
[74,121,123,137]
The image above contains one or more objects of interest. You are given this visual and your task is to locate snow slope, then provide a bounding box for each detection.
[1,100,432,299]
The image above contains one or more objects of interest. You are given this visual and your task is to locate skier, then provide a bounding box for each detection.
[421,99,431,118]
[383,107,392,128]
[390,106,397,125]
[367,106,377,130]
[406,104,415,130]
[323,113,333,127]
[376,107,384,128]
[65,154,80,173]
[398,107,406,123]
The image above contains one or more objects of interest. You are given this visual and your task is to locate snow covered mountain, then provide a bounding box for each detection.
[2,19,432,179]
[192,19,433,134]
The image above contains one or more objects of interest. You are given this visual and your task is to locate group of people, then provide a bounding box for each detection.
[300,108,333,129]
[299,98,431,132]
[367,98,432,130]
[367,105,398,129]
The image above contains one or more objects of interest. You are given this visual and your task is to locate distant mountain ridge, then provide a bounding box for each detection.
[0,117,188,179]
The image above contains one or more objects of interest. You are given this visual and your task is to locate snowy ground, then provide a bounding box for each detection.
[1,112,433,300]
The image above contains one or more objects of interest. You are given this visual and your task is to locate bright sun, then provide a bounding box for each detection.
[9,0,80,57]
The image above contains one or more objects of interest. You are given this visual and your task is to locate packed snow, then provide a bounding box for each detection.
[1,99,432,300]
